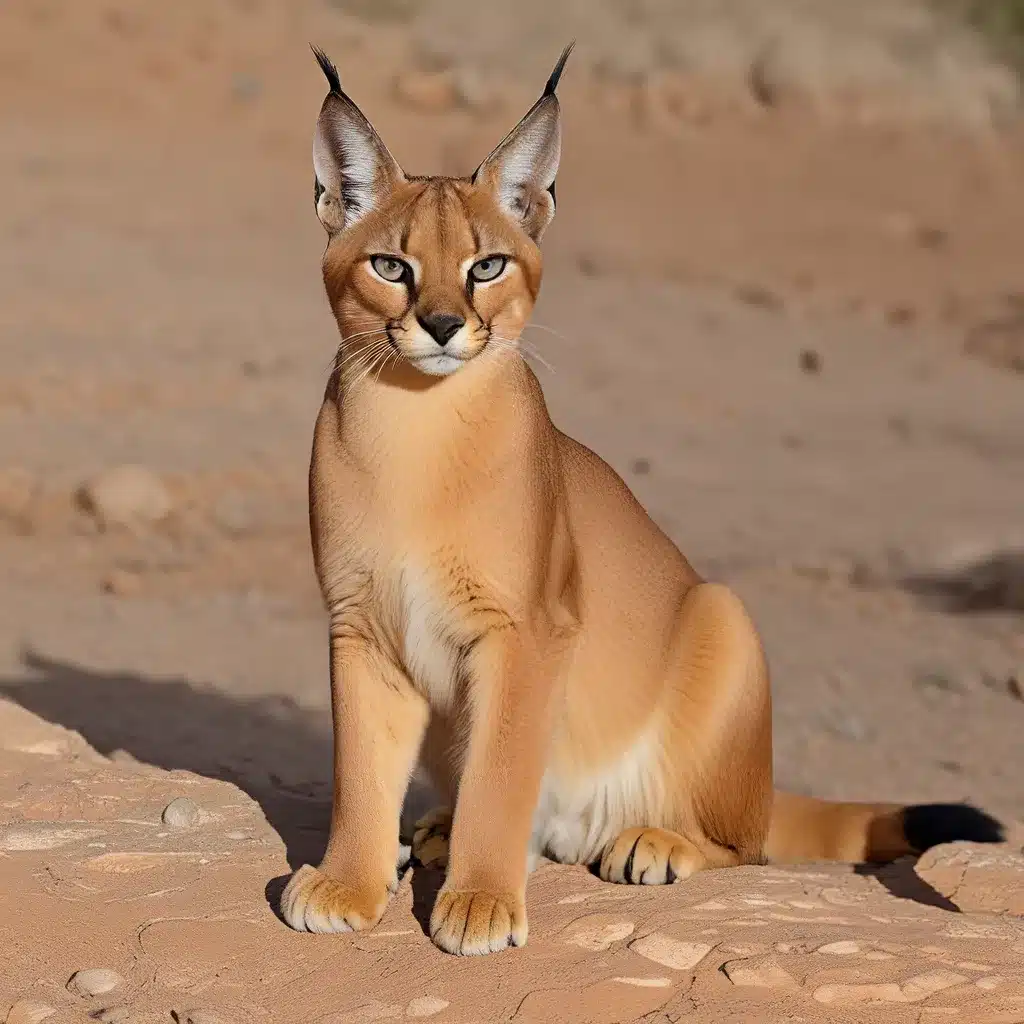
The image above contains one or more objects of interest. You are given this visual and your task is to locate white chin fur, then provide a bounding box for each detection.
[412,354,465,377]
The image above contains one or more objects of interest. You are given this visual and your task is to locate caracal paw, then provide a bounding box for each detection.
[279,863,392,934]
[598,827,701,885]
[429,886,527,955]
[411,806,452,870]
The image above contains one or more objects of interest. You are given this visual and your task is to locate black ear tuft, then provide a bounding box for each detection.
[311,45,342,96]
[543,41,575,97]
[902,803,1005,853]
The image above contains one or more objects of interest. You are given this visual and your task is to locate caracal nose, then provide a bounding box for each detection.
[417,312,466,347]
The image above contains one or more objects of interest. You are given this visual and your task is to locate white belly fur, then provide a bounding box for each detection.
[532,729,664,867]
[397,566,460,712]
[396,568,664,869]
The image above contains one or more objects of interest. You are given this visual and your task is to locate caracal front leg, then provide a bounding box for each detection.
[281,639,427,934]
[430,631,553,956]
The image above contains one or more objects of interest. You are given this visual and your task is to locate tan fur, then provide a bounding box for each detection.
[280,49,1001,956]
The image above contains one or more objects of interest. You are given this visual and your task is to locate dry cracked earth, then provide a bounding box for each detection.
[2,700,1024,1024]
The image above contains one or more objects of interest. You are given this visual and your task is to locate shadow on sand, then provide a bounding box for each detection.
[1,649,335,869]
[901,549,1024,614]
[3,649,998,926]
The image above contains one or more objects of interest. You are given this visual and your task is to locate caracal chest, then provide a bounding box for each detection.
[341,496,469,710]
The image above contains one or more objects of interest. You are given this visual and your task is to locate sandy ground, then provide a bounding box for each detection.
[1,2,1024,1021]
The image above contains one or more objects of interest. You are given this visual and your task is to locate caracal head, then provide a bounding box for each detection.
[310,44,572,380]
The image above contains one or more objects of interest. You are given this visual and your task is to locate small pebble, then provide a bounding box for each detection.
[67,967,124,997]
[0,467,39,527]
[162,797,201,828]
[76,465,172,531]
[722,956,798,989]
[174,1011,232,1024]
[405,996,449,1018]
[886,305,916,327]
[817,940,861,955]
[393,69,457,113]
[94,1008,130,1024]
[230,72,263,103]
[4,1001,56,1024]
[913,668,964,694]
[914,225,948,250]
[100,569,142,597]
[566,920,635,951]
[629,933,712,971]
[735,284,783,312]
[1007,670,1023,702]
[799,348,822,374]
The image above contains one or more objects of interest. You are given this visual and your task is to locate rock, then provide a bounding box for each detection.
[67,967,124,997]
[913,668,965,695]
[450,66,502,114]
[914,224,948,250]
[100,569,143,597]
[901,970,967,1001]
[0,467,39,527]
[173,1011,233,1024]
[566,919,635,951]
[816,940,861,955]
[0,825,103,851]
[230,72,262,104]
[211,490,259,535]
[886,305,917,327]
[735,284,784,312]
[721,956,798,989]
[799,348,822,374]
[629,934,713,971]
[1007,669,1024,702]
[76,465,172,531]
[162,796,202,828]
[405,996,449,1018]
[393,70,457,113]
[94,1008,130,1023]
[813,983,906,1005]
[964,299,1024,374]
[4,1001,57,1024]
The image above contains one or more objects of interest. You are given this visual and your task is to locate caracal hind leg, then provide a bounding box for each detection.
[412,806,452,870]
[662,583,773,868]
[599,827,742,885]
[281,642,428,934]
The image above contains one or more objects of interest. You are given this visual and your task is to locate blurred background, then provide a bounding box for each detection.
[0,0,1022,864]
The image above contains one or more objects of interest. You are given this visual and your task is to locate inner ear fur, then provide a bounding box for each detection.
[472,43,573,242]
[311,47,405,235]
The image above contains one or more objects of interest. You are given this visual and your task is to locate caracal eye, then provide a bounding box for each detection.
[469,256,508,283]
[370,255,409,283]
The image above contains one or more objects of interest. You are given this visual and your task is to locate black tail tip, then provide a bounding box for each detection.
[311,45,342,96]
[543,41,576,97]
[903,803,1005,853]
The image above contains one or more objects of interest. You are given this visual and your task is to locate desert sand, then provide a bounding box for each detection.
[1,2,1023,1021]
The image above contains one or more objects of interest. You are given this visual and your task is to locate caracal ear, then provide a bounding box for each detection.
[472,42,573,242]
[311,46,405,235]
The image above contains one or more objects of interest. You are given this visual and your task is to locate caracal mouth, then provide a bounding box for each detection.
[411,353,469,377]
